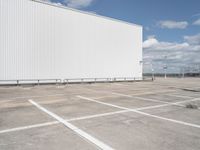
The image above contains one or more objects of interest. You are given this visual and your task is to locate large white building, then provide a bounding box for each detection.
[0,0,142,84]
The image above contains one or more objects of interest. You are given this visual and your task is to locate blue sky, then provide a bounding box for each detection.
[46,0,200,73]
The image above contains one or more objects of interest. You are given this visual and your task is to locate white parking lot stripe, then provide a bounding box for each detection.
[0,110,129,134]
[77,96,200,129]
[167,94,194,99]
[0,93,66,102]
[68,110,130,121]
[1,97,199,134]
[29,99,114,150]
[0,121,59,134]
[130,90,175,96]
[111,92,132,98]
[133,96,184,106]
[111,92,185,106]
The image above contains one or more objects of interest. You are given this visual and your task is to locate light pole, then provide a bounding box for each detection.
[182,67,185,78]
[151,63,154,80]
[163,56,168,79]
[140,60,155,81]
[199,64,200,77]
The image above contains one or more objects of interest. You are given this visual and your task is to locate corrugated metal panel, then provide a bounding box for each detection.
[0,0,142,83]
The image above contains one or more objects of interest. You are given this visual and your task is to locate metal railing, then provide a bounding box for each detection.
[63,77,144,84]
[0,77,149,86]
[0,79,62,86]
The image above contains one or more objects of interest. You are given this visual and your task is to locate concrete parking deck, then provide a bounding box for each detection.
[0,78,200,150]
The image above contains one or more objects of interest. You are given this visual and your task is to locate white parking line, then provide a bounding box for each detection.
[0,110,128,134]
[1,96,200,134]
[111,92,185,107]
[77,96,200,129]
[1,93,66,101]
[68,110,130,121]
[133,96,184,106]
[111,92,132,98]
[0,121,59,134]
[171,97,200,105]
[94,95,119,100]
[89,90,175,100]
[136,97,200,111]
[167,94,194,99]
[114,92,200,109]
[130,90,175,96]
[29,100,114,150]
[82,87,175,97]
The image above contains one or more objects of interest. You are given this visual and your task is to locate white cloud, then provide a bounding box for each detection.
[193,19,200,26]
[143,35,200,73]
[64,0,95,8]
[42,0,95,8]
[42,0,63,6]
[143,36,158,49]
[192,13,200,17]
[157,20,188,29]
[184,33,200,45]
[143,37,189,51]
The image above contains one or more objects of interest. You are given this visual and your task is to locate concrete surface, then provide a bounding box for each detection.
[0,77,200,150]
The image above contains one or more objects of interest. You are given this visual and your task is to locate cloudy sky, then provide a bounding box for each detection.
[44,0,200,73]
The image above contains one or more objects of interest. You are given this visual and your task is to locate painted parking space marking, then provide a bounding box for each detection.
[81,86,175,97]
[111,92,185,106]
[29,99,114,150]
[111,92,133,98]
[136,97,200,110]
[133,96,184,106]
[68,110,130,122]
[167,94,195,99]
[77,96,200,129]
[0,121,59,134]
[0,93,67,102]
[1,96,200,134]
[0,110,129,134]
[130,90,176,96]
[89,90,176,100]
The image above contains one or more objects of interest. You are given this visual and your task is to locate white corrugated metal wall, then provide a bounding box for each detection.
[0,0,142,83]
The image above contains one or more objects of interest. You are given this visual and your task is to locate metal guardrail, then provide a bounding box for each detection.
[0,79,62,85]
[63,77,144,84]
[0,77,149,86]
[63,78,112,84]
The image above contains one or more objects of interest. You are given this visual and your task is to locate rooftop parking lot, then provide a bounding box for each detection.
[0,78,200,150]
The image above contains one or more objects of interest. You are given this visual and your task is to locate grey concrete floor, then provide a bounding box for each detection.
[0,77,200,150]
